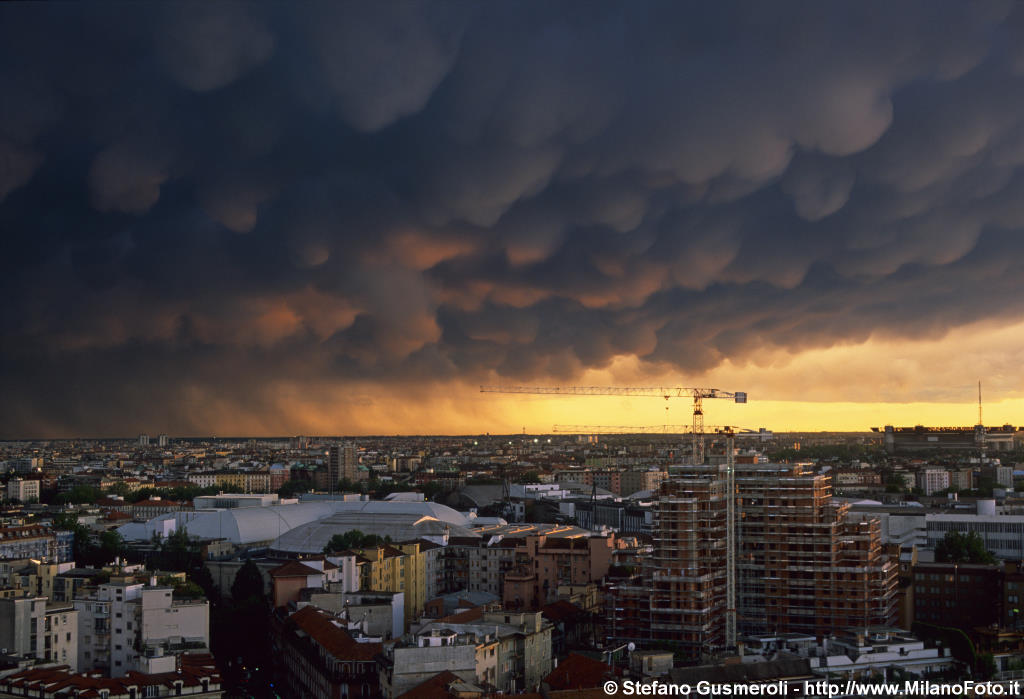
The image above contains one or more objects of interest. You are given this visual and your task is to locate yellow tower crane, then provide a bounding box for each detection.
[480,385,747,464]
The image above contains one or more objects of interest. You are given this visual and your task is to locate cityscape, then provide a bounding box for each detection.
[4,2,1024,698]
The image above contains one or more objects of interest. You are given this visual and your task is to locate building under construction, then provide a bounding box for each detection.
[607,462,898,656]
[734,463,898,637]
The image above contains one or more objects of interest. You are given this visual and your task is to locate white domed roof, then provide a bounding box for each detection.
[118,498,471,545]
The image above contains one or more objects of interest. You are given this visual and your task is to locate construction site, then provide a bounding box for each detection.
[483,384,900,659]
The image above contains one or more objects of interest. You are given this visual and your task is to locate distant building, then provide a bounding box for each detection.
[328,443,362,490]
[138,434,150,447]
[917,469,950,495]
[875,425,1017,454]
[619,469,665,496]
[157,434,169,447]
[6,478,39,503]
[912,562,1002,629]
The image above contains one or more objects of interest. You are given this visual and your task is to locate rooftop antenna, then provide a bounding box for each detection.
[978,381,987,460]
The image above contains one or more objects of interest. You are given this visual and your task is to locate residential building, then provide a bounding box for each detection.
[917,469,951,496]
[186,470,270,493]
[0,596,46,659]
[275,605,382,699]
[328,443,362,489]
[912,562,1002,629]
[445,524,613,607]
[573,499,653,535]
[0,653,222,697]
[6,478,40,503]
[0,525,73,563]
[381,610,552,696]
[74,581,209,676]
[619,469,665,496]
[354,543,427,627]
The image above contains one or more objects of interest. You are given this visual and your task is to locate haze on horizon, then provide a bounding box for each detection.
[4,1,1024,438]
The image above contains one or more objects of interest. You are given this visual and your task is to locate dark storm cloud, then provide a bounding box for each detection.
[3,0,1024,435]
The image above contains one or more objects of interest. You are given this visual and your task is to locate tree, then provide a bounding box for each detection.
[52,511,79,531]
[98,530,125,563]
[190,565,220,604]
[152,527,201,572]
[56,485,102,506]
[935,531,997,565]
[322,530,388,554]
[231,559,265,602]
[276,480,310,499]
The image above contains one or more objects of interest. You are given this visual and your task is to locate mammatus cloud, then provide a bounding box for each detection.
[2,1,1024,435]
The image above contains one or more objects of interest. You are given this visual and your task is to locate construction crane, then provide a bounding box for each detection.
[553,424,759,435]
[481,385,747,464]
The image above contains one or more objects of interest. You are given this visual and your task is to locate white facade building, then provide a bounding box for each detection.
[74,582,209,676]
[6,478,39,503]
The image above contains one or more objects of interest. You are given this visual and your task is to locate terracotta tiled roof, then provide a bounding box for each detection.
[397,670,466,699]
[541,600,585,623]
[270,560,322,578]
[288,606,382,661]
[0,654,221,694]
[134,499,180,507]
[438,605,483,624]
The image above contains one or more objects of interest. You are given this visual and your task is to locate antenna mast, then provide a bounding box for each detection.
[978,381,987,460]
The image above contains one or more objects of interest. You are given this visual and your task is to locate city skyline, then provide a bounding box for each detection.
[5,2,1024,437]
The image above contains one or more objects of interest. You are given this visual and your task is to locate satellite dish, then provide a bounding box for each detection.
[627,642,636,652]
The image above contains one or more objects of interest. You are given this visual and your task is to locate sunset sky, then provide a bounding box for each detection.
[4,2,1024,437]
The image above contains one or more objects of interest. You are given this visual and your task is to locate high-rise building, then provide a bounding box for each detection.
[648,474,730,652]
[734,463,898,638]
[138,434,149,447]
[157,434,168,447]
[609,463,898,656]
[328,442,361,490]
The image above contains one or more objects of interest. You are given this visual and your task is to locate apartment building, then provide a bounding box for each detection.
[917,469,951,496]
[74,582,209,675]
[381,610,552,696]
[445,525,613,607]
[912,562,1002,629]
[0,526,74,563]
[187,470,270,493]
[619,469,665,496]
[0,596,78,669]
[0,653,223,697]
[354,543,427,627]
[275,605,382,699]
[6,478,40,503]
